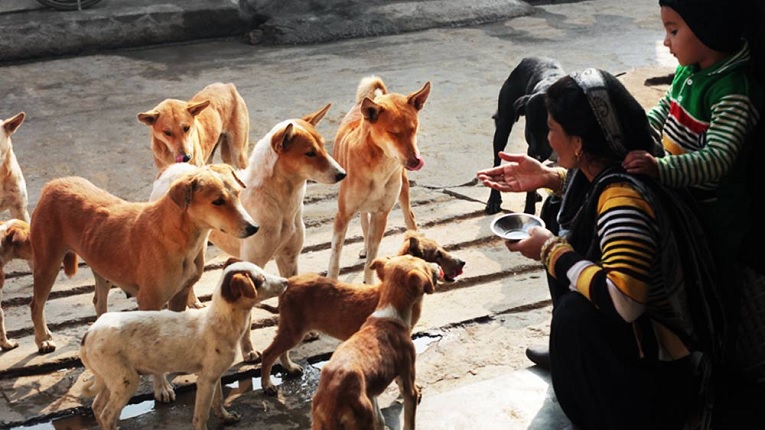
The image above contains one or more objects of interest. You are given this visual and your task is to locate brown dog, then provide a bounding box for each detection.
[30,167,258,354]
[311,254,437,430]
[327,76,431,284]
[0,219,32,351]
[260,230,464,395]
[138,82,250,170]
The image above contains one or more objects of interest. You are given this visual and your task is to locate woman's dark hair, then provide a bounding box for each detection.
[545,71,659,163]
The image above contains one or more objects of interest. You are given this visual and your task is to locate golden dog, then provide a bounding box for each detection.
[138,82,250,170]
[327,76,431,284]
[0,219,32,351]
[30,166,258,354]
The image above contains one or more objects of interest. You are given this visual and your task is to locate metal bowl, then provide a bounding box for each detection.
[490,213,546,242]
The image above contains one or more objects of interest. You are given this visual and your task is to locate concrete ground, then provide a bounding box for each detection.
[0,0,679,429]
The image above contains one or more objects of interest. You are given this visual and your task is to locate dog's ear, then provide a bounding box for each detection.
[137,110,160,126]
[512,95,532,122]
[224,257,242,268]
[303,103,332,126]
[3,112,25,135]
[187,100,211,117]
[408,269,435,295]
[402,232,424,259]
[209,164,246,189]
[370,257,390,281]
[407,81,431,111]
[168,175,196,209]
[9,224,32,259]
[360,97,381,123]
[221,272,258,304]
[273,123,295,153]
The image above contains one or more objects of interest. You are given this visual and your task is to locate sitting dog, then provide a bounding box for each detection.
[79,259,287,430]
[311,255,438,430]
[0,219,32,351]
[328,75,431,284]
[260,230,464,396]
[485,56,565,215]
[30,166,258,355]
[138,82,250,171]
[0,112,31,223]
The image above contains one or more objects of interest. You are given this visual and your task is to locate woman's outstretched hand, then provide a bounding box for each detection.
[476,152,549,193]
[505,226,553,261]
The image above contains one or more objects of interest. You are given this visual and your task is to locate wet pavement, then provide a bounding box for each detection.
[0,0,677,429]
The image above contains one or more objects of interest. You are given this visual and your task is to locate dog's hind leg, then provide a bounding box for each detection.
[30,255,64,353]
[92,272,111,317]
[260,328,306,396]
[328,209,353,280]
[101,369,139,430]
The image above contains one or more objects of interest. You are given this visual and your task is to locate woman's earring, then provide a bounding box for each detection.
[574,148,582,162]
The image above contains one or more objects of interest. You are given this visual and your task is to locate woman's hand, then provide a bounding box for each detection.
[504,226,553,261]
[476,152,550,193]
[622,150,659,178]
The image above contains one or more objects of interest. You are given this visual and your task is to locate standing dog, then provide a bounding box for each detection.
[196,104,345,361]
[0,219,32,351]
[485,57,565,215]
[328,76,431,284]
[0,112,31,223]
[259,230,464,395]
[138,82,250,170]
[311,255,438,430]
[79,259,287,430]
[30,167,258,356]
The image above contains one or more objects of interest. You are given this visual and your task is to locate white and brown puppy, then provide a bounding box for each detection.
[30,166,258,355]
[204,104,345,361]
[0,112,31,224]
[311,255,437,430]
[328,76,431,284]
[138,82,250,170]
[0,219,32,351]
[260,230,464,395]
[80,259,287,430]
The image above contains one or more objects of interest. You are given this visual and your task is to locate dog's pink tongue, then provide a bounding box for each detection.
[175,155,186,163]
[406,155,424,171]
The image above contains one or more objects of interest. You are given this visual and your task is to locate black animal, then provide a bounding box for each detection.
[486,56,566,215]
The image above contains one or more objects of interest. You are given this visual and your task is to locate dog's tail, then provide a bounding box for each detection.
[256,302,279,314]
[356,75,387,103]
[63,252,77,277]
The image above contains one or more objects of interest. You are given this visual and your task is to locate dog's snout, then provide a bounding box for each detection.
[405,155,424,171]
[335,171,347,182]
[244,223,259,237]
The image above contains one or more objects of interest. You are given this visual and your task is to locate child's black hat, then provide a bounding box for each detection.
[659,0,742,53]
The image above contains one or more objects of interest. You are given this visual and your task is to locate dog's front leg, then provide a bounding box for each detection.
[362,212,388,284]
[239,312,260,363]
[328,210,353,279]
[399,362,419,430]
[0,286,19,350]
[210,377,241,425]
[398,170,417,231]
[152,373,176,403]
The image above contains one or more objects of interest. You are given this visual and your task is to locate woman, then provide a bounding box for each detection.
[477,69,722,429]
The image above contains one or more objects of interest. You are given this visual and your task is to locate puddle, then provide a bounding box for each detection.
[413,333,442,353]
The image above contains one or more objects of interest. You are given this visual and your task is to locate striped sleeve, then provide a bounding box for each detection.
[647,89,671,134]
[546,183,658,322]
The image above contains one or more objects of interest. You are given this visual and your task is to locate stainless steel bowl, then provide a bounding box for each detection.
[490,213,546,242]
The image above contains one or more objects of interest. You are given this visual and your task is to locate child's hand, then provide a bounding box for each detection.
[623,150,659,178]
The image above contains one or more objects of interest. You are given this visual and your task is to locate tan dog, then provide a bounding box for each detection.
[138,82,250,170]
[0,112,31,223]
[192,104,345,361]
[328,76,431,284]
[311,254,438,430]
[30,167,258,355]
[0,219,32,351]
[260,230,464,395]
[80,259,287,430]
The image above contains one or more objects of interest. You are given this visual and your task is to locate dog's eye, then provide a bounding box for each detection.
[164,130,172,137]
[183,126,190,133]
[305,151,317,158]
[212,198,225,206]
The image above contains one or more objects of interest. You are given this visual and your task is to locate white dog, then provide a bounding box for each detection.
[0,112,30,224]
[79,259,287,430]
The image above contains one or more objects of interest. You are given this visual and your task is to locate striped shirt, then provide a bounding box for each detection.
[648,41,762,202]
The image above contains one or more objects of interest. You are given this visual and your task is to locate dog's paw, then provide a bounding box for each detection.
[262,382,279,397]
[303,331,321,342]
[283,362,304,376]
[153,378,176,403]
[188,301,206,309]
[37,340,56,354]
[220,409,241,425]
[358,248,367,259]
[0,338,18,351]
[242,350,262,363]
